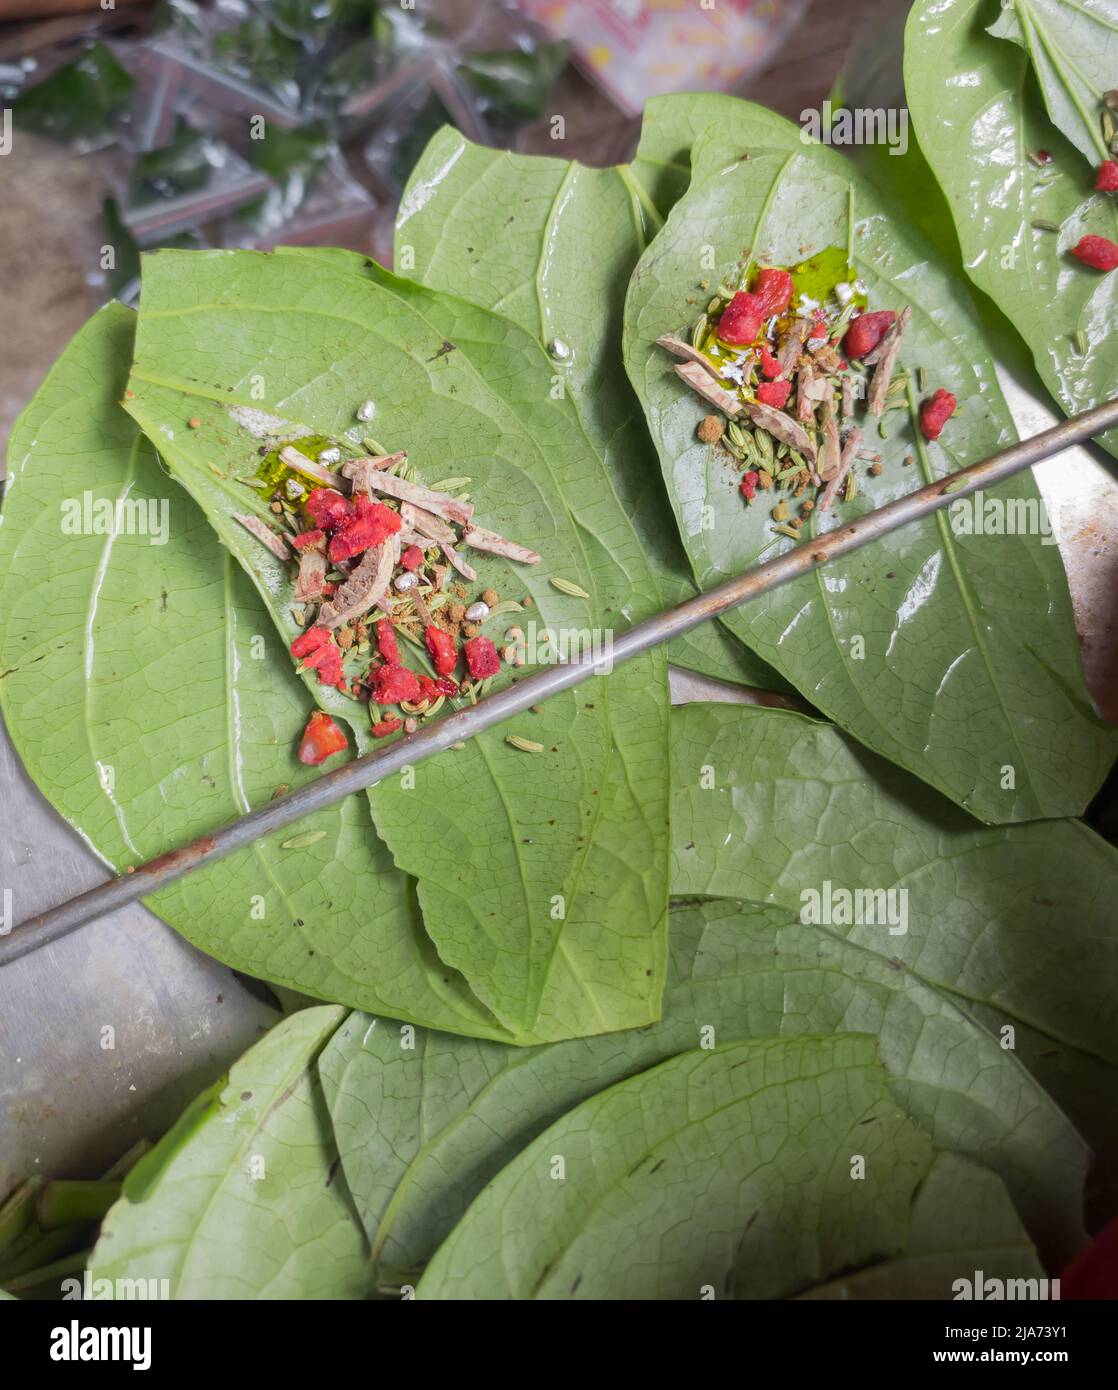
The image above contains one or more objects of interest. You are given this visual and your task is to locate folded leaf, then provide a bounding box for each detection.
[906,0,1118,461]
[88,1007,374,1299]
[0,305,515,1042]
[124,248,669,1042]
[414,1034,1035,1299]
[395,126,783,692]
[987,0,1117,166]
[624,95,1115,822]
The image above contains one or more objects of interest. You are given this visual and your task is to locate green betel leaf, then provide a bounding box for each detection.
[0,305,516,1043]
[413,1034,1040,1299]
[986,0,1118,166]
[123,248,670,1043]
[87,1007,375,1299]
[906,0,1118,461]
[797,1152,1045,1299]
[624,95,1116,823]
[319,896,1088,1277]
[671,700,1118,1248]
[394,126,783,692]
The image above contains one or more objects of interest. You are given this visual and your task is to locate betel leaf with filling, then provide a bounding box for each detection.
[623,94,1115,823]
[394,124,784,693]
[906,0,1118,461]
[0,304,517,1042]
[122,247,669,1044]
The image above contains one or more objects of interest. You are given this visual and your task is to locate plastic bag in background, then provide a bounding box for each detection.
[514,0,810,114]
[352,0,570,193]
[12,0,573,277]
[149,0,405,126]
[221,124,377,250]
[111,8,380,253]
[9,41,136,151]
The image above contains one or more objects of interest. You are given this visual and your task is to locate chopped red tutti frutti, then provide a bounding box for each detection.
[919,389,957,442]
[717,291,765,345]
[290,625,331,658]
[291,528,325,551]
[1095,161,1118,192]
[425,624,458,676]
[370,663,421,704]
[1071,235,1118,272]
[417,673,458,702]
[464,635,501,679]
[304,487,353,530]
[290,626,345,690]
[843,310,896,359]
[328,497,402,564]
[372,717,403,738]
[751,267,794,318]
[757,379,791,409]
[400,544,425,571]
[375,617,400,664]
[298,711,347,766]
[739,471,759,502]
[301,642,345,689]
[759,344,783,379]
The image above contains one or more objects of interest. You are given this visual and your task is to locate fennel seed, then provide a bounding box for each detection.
[550,577,591,599]
[281,831,327,850]
[506,735,544,753]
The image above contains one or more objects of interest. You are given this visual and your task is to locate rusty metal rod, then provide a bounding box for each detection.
[3,396,1117,965]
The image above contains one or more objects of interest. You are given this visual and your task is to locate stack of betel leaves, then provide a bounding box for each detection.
[2,62,1118,1299]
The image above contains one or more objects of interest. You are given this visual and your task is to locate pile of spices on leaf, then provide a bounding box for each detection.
[233,435,541,761]
[658,248,961,543]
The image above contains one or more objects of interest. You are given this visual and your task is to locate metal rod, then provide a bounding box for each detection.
[4,397,1117,965]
